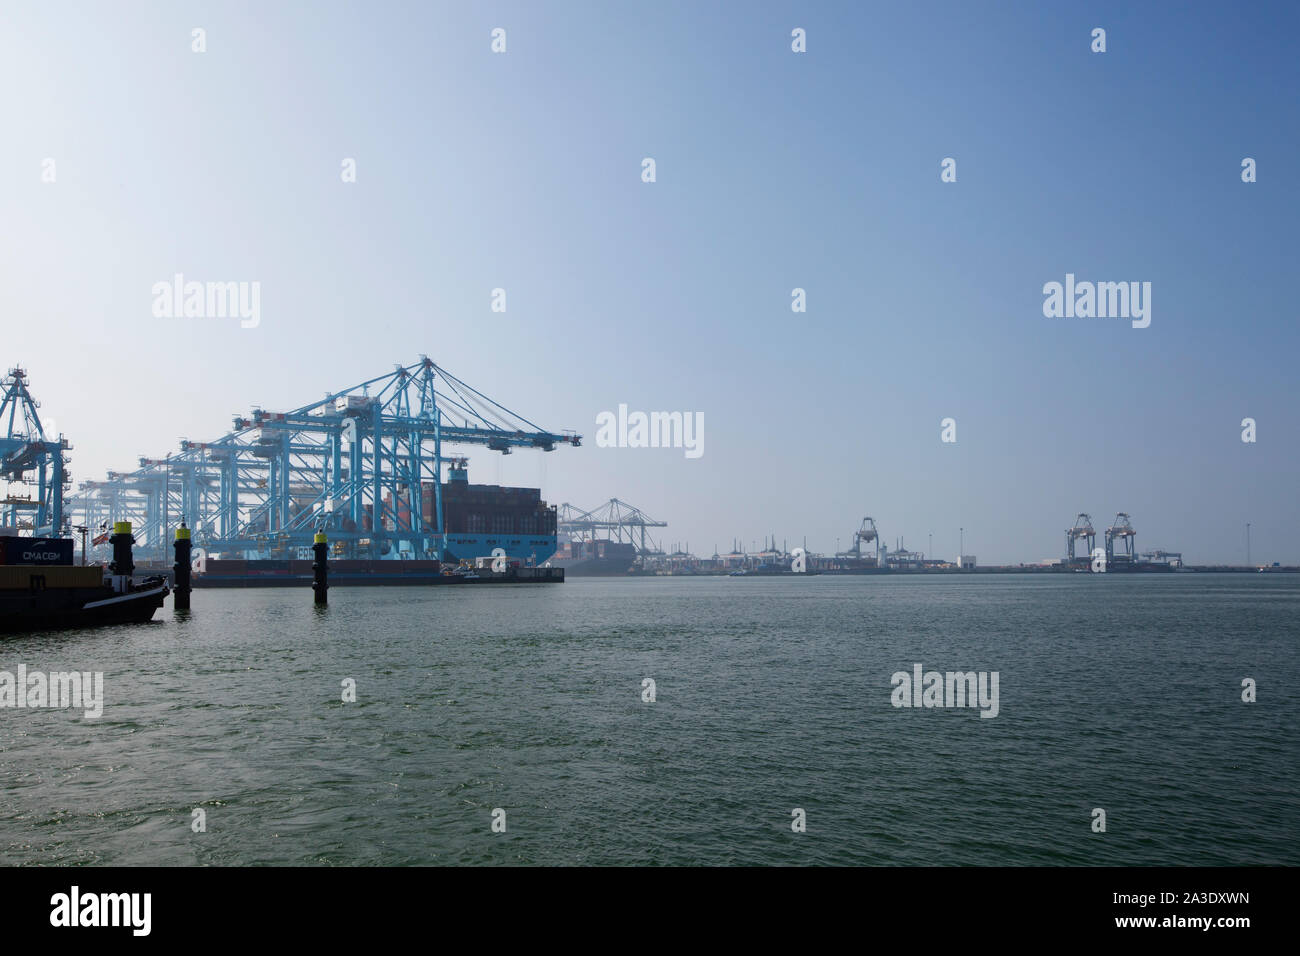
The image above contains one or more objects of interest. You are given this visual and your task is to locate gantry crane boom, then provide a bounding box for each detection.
[64,356,579,560]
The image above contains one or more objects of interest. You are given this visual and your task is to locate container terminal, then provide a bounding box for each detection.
[552,508,1292,575]
[3,360,577,589]
[2,363,1293,590]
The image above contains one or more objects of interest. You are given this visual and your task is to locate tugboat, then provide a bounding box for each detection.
[0,523,169,635]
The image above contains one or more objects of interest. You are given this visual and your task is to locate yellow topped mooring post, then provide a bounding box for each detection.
[312,531,329,605]
[108,521,134,592]
[173,522,192,610]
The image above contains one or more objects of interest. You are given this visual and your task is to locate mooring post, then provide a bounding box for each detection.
[108,521,134,594]
[173,522,192,610]
[312,530,329,605]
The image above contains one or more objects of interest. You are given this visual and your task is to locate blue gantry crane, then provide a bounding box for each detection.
[0,367,71,536]
[65,356,579,561]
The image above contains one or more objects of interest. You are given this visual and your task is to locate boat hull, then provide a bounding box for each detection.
[193,567,563,587]
[0,583,169,635]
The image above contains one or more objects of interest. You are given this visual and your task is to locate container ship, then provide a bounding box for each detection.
[435,459,559,566]
[194,461,564,586]
[549,538,638,576]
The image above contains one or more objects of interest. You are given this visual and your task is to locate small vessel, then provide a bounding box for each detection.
[1,525,168,635]
[728,568,749,576]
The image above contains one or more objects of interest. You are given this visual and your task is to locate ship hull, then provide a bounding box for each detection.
[550,556,637,576]
[550,539,638,576]
[192,562,563,588]
[0,582,169,635]
[441,533,557,566]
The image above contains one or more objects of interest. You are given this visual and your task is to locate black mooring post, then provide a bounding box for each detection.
[173,523,192,610]
[108,521,135,594]
[312,531,329,605]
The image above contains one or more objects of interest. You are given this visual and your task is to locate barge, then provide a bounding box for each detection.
[0,527,168,634]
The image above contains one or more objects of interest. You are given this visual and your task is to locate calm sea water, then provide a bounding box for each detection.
[1,574,1296,866]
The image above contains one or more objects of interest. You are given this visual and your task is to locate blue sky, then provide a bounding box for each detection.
[1,0,1296,563]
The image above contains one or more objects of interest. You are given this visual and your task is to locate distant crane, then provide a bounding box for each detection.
[1140,549,1182,568]
[1066,513,1095,563]
[1105,512,1137,565]
[557,499,667,555]
[837,517,882,564]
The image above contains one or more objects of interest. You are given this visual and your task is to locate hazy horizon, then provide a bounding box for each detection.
[2,0,1297,565]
